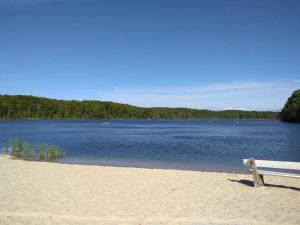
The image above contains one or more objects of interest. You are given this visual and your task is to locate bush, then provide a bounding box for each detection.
[8,139,65,161]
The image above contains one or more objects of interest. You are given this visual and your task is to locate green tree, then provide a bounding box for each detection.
[281,89,300,123]
[0,94,279,120]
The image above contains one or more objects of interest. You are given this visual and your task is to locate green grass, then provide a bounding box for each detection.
[8,139,65,161]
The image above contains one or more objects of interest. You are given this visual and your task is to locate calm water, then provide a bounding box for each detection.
[0,120,300,173]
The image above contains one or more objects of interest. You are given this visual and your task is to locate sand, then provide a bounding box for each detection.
[0,155,299,225]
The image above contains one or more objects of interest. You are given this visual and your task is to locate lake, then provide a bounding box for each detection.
[0,120,299,173]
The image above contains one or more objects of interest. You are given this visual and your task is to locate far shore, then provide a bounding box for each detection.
[0,118,279,121]
[0,155,299,225]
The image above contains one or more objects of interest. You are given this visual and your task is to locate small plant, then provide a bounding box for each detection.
[7,139,65,162]
[41,144,65,161]
[36,144,44,161]
[9,139,33,159]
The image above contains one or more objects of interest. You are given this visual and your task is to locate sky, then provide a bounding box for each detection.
[0,0,299,111]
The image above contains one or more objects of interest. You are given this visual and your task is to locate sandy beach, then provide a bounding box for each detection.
[0,155,299,225]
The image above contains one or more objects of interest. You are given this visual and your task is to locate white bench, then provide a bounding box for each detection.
[243,158,300,187]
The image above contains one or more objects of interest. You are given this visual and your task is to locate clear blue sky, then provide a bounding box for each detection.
[0,0,299,110]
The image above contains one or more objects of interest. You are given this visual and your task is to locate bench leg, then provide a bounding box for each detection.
[248,158,264,187]
[253,172,264,187]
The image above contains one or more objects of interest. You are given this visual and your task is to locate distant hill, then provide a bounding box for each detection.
[0,95,278,120]
[281,89,300,123]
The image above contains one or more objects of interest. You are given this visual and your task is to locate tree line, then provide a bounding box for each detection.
[0,95,279,120]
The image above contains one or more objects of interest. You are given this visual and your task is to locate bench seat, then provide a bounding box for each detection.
[256,169,300,178]
[243,158,300,187]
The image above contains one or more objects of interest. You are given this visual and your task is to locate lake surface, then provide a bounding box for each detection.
[0,120,299,173]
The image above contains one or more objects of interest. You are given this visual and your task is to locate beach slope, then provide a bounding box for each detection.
[0,156,299,225]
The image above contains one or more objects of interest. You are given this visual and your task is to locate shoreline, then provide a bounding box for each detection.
[59,158,248,174]
[1,154,248,174]
[0,118,279,121]
[1,155,299,225]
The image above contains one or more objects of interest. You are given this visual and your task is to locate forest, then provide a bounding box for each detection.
[0,95,279,120]
[281,89,300,123]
